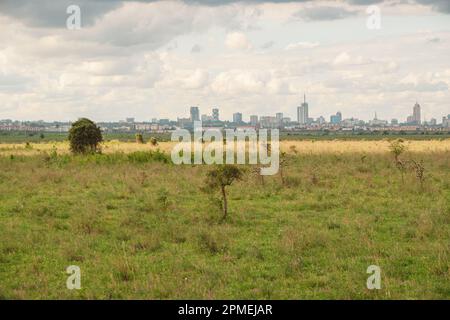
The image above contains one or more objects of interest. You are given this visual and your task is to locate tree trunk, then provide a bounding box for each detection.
[221,185,228,220]
[279,166,284,185]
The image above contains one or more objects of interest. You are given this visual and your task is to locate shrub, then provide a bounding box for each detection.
[150,137,158,146]
[135,133,144,144]
[388,139,406,163]
[68,118,103,154]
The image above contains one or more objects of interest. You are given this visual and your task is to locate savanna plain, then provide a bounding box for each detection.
[0,138,449,299]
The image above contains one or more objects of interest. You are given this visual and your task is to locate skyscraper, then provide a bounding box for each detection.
[330,111,342,124]
[413,102,421,124]
[212,108,219,121]
[233,112,243,123]
[250,115,258,126]
[190,106,200,122]
[297,94,309,124]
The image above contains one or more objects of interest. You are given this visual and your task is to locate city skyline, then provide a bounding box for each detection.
[2,99,449,129]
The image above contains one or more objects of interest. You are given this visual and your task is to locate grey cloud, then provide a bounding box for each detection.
[191,44,202,53]
[260,40,275,49]
[427,37,441,43]
[0,0,448,29]
[416,0,450,13]
[0,0,122,27]
[293,6,358,21]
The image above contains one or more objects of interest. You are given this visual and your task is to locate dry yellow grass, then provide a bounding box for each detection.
[0,139,449,157]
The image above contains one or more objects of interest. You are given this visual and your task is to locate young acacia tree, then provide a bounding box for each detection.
[68,118,103,154]
[388,139,407,183]
[205,165,243,220]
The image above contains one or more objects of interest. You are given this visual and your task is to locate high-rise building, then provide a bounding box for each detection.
[297,94,309,124]
[190,106,200,122]
[260,116,278,129]
[413,102,421,124]
[250,115,258,126]
[276,113,283,121]
[233,112,243,123]
[212,108,219,121]
[201,114,213,122]
[330,111,342,124]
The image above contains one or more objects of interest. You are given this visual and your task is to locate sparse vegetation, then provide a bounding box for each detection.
[0,139,448,299]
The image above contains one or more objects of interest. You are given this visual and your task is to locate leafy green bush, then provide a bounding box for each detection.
[68,118,103,154]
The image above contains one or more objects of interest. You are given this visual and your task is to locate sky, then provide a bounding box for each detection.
[0,0,449,123]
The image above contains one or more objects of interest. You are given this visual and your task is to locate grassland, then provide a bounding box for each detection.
[0,140,449,299]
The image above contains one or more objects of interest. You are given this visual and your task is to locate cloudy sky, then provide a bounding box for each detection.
[0,0,449,122]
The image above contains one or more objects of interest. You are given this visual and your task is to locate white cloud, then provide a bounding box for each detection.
[333,52,351,65]
[285,41,319,50]
[225,32,252,50]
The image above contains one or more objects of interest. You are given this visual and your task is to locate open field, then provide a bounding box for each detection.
[0,140,449,299]
[1,130,449,144]
[1,139,450,157]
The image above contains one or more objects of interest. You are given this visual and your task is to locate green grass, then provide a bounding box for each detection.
[0,150,449,299]
[1,130,449,144]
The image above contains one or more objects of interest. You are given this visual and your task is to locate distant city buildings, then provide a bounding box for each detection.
[443,115,450,128]
[250,115,258,126]
[1,99,448,134]
[190,106,200,122]
[297,94,309,124]
[212,108,219,121]
[330,112,342,124]
[233,112,243,124]
[413,102,421,125]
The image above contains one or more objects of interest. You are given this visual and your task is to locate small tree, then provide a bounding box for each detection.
[389,139,407,183]
[68,118,102,154]
[410,159,425,189]
[135,133,144,144]
[204,165,243,220]
[388,139,406,163]
[150,137,158,146]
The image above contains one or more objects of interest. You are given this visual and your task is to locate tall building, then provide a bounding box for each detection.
[190,106,200,122]
[233,112,243,123]
[250,115,258,126]
[330,111,342,124]
[201,114,213,122]
[297,94,309,124]
[212,108,219,121]
[276,113,283,121]
[413,102,421,124]
[260,116,278,129]
[443,115,450,128]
